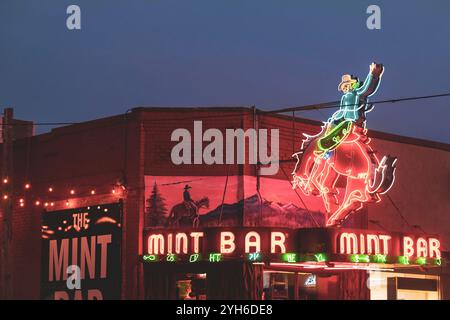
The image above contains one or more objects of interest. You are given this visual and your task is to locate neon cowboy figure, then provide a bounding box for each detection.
[292,62,397,227]
[331,62,384,126]
[316,62,384,156]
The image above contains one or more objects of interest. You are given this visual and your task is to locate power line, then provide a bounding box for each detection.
[1,91,450,127]
[261,92,450,114]
[0,122,77,126]
[386,193,412,230]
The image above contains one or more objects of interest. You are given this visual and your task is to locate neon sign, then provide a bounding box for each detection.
[143,228,443,266]
[145,229,291,256]
[338,232,391,255]
[209,253,222,262]
[189,253,201,263]
[282,253,297,263]
[314,253,327,263]
[292,62,397,226]
[248,252,262,262]
[337,231,440,259]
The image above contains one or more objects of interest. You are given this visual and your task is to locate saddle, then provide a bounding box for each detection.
[184,201,198,216]
[315,120,353,157]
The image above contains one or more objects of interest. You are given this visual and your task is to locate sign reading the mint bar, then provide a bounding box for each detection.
[143,227,442,265]
[41,202,122,300]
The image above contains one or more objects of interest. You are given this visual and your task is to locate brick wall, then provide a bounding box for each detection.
[2,107,449,299]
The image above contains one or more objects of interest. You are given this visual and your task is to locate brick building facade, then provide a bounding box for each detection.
[2,107,449,299]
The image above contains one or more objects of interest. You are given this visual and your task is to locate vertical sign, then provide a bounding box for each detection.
[41,202,122,300]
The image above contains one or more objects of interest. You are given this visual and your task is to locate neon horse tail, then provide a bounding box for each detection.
[367,155,397,195]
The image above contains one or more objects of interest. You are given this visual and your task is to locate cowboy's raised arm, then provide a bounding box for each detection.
[356,62,383,98]
[355,70,374,96]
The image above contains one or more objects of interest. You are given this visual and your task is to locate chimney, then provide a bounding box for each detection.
[0,112,34,143]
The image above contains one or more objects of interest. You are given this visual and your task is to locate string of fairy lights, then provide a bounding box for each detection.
[1,177,125,209]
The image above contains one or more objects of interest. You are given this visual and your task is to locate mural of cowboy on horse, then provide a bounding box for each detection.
[292,62,397,227]
[168,185,210,227]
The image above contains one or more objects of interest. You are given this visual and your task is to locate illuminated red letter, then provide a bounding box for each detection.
[148,234,164,255]
[366,234,380,254]
[403,236,414,257]
[190,232,204,254]
[167,234,173,254]
[379,235,391,255]
[220,232,235,254]
[416,238,428,258]
[429,238,441,258]
[271,232,286,253]
[54,291,69,300]
[97,234,111,279]
[88,289,103,300]
[359,235,366,254]
[49,239,69,281]
[245,231,261,253]
[339,233,358,254]
[175,233,188,254]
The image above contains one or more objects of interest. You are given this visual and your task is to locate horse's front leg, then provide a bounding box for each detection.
[319,164,339,212]
[192,215,199,228]
[309,157,329,197]
[300,155,324,196]
[293,154,318,195]
[326,177,368,226]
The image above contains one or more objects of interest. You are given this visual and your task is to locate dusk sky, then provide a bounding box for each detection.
[1,0,449,142]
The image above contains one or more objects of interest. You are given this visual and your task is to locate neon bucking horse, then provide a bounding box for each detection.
[292,62,397,227]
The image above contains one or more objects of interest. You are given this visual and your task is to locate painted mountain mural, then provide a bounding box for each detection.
[144,175,327,228]
[200,194,325,227]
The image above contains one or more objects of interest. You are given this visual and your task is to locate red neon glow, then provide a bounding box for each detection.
[366,234,379,254]
[146,232,205,255]
[403,236,415,257]
[145,230,290,255]
[271,232,287,253]
[175,233,188,254]
[190,232,204,253]
[293,124,397,226]
[245,231,261,253]
[220,231,236,254]
[429,238,441,258]
[378,235,391,255]
[167,234,173,253]
[148,234,164,254]
[416,237,428,257]
[339,232,391,255]
[403,236,441,258]
[269,262,393,272]
[269,262,327,270]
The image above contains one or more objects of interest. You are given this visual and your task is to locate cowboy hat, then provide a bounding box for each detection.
[184,185,192,190]
[338,74,358,91]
